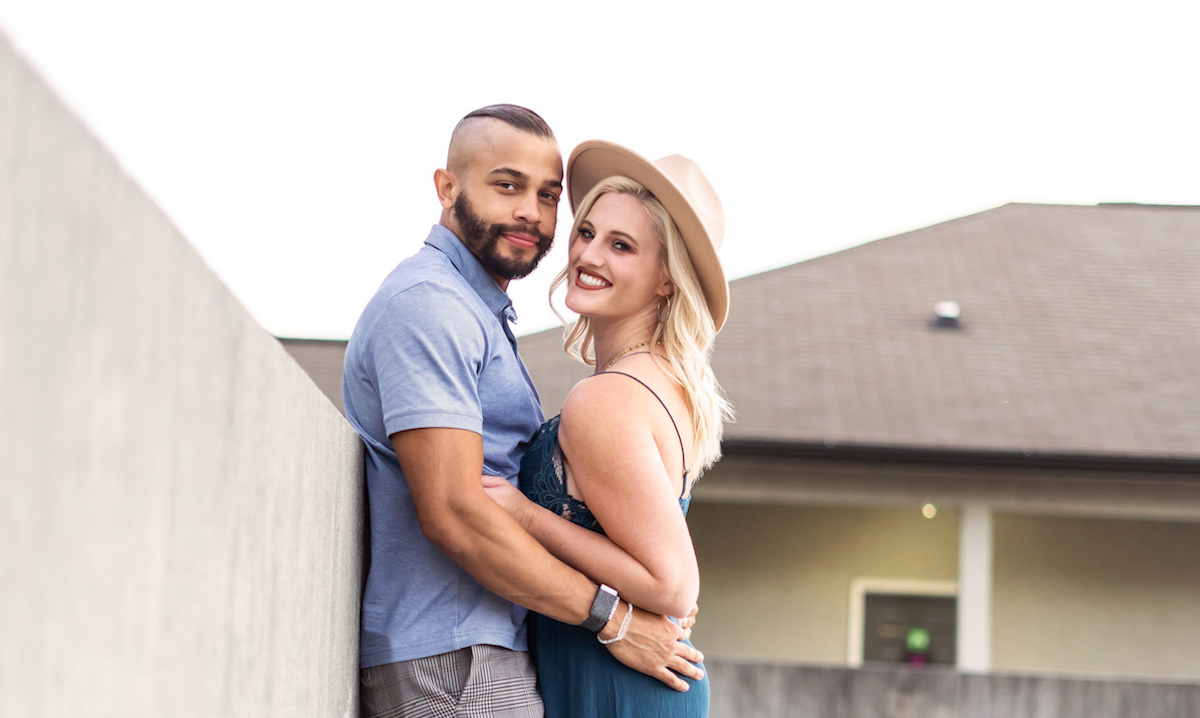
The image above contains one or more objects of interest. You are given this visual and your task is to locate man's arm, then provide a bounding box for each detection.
[395,426,593,619]
[394,427,704,690]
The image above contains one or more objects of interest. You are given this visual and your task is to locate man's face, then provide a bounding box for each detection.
[449,123,563,284]
[453,190,554,281]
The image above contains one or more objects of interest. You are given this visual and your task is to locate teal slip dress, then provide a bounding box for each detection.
[518,370,710,718]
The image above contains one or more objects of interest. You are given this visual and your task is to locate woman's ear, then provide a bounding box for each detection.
[658,275,675,299]
[434,168,457,210]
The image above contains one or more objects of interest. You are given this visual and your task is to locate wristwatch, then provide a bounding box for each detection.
[580,583,620,632]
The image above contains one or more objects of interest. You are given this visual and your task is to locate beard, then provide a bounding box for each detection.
[453,192,554,280]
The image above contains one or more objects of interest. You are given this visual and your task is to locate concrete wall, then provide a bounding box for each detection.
[706,660,1200,718]
[0,31,364,717]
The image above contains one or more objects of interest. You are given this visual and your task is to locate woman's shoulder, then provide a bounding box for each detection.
[562,359,685,428]
[560,371,639,423]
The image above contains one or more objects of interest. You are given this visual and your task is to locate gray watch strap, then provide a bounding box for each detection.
[580,583,620,632]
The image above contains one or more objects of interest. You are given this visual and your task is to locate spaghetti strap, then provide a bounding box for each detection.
[589,369,692,498]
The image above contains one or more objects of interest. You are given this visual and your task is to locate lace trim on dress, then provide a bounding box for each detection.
[521,415,603,532]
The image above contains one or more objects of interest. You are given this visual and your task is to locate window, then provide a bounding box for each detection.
[863,593,956,665]
[848,578,957,667]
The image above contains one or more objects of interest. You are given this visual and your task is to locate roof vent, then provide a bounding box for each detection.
[932,301,961,329]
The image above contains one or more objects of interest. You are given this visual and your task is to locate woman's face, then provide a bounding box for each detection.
[565,192,672,324]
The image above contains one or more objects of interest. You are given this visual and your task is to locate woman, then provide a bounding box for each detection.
[483,140,732,716]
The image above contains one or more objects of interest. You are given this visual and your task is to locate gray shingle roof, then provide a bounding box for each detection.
[521,203,1200,461]
[279,338,347,413]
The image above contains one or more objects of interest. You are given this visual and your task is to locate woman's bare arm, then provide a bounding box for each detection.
[486,373,699,618]
[482,474,694,617]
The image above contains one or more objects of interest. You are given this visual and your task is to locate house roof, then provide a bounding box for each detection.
[520,203,1200,463]
[279,338,347,414]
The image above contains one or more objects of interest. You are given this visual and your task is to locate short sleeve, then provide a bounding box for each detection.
[364,281,491,437]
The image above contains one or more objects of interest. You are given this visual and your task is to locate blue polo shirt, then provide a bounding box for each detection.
[343,225,545,668]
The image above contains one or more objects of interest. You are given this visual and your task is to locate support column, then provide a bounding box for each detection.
[957,502,993,672]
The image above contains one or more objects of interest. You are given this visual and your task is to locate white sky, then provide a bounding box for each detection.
[2,0,1197,338]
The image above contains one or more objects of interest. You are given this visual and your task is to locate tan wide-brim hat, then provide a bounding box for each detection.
[567,140,729,332]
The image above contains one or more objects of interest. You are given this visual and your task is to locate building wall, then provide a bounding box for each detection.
[993,514,1200,681]
[687,499,1200,682]
[1,32,364,717]
[688,502,961,664]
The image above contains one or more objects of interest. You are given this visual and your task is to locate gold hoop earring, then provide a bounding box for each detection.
[657,295,672,324]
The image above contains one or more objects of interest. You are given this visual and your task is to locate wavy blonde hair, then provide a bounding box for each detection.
[549,176,733,474]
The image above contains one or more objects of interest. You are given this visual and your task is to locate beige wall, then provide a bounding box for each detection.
[1,31,364,716]
[993,514,1200,681]
[687,498,1200,682]
[689,502,960,663]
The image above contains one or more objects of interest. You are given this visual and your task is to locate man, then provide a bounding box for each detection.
[343,105,703,717]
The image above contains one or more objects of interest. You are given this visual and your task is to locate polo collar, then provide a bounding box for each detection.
[425,225,515,320]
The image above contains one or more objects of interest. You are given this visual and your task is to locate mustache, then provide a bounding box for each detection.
[490,222,553,247]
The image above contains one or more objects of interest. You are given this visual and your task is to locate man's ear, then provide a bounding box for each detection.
[434,168,457,210]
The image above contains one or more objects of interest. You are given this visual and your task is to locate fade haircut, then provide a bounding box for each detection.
[457,104,555,141]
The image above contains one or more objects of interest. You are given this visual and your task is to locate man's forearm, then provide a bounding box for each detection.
[394,427,702,691]
[421,489,598,624]
[396,427,597,625]
[521,500,697,617]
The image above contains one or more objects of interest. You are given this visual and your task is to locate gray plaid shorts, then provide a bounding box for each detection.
[360,644,543,718]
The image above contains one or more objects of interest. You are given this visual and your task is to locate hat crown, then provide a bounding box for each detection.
[653,154,725,253]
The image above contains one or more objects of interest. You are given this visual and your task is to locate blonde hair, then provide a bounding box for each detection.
[549,176,733,474]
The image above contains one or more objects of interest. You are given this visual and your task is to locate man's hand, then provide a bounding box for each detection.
[599,603,705,692]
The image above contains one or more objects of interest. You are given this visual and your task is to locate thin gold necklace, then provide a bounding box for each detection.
[600,341,650,372]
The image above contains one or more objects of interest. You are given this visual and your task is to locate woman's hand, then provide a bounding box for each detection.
[602,605,705,691]
[481,475,534,530]
[678,604,699,636]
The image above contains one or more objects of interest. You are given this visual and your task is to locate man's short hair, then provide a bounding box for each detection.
[458,104,555,140]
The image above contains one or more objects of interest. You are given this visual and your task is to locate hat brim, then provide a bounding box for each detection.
[567,140,728,332]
